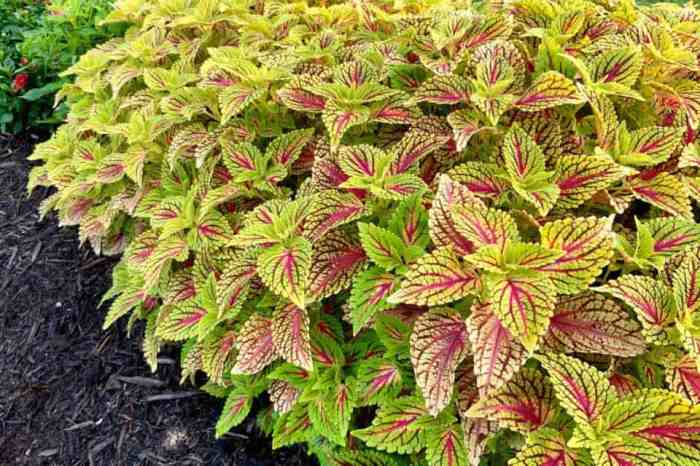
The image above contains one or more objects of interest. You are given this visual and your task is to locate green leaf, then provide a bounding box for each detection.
[358,223,406,271]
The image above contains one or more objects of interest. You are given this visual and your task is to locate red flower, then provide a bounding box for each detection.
[12,73,29,93]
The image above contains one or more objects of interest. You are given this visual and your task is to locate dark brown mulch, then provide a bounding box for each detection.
[0,133,313,466]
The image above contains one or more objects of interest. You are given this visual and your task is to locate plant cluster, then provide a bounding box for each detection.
[29,0,700,464]
[0,0,123,133]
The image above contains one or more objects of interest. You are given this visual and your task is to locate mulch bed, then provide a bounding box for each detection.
[0,133,313,466]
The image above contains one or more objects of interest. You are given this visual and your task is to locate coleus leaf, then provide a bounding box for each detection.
[351,396,429,454]
[591,435,663,466]
[308,382,356,446]
[455,361,498,465]
[277,76,327,113]
[217,249,257,313]
[467,302,529,396]
[508,427,583,466]
[308,230,367,301]
[554,155,626,209]
[591,46,642,87]
[232,313,279,374]
[666,355,700,403]
[514,71,583,112]
[215,388,253,437]
[490,274,556,352]
[595,276,676,344]
[390,131,445,175]
[628,172,692,219]
[447,162,508,200]
[617,127,684,167]
[272,403,312,449]
[447,109,491,152]
[338,144,389,178]
[539,216,614,294]
[451,205,520,250]
[269,380,301,414]
[157,302,208,341]
[503,125,546,182]
[644,217,700,258]
[257,237,312,309]
[143,235,189,291]
[543,292,646,357]
[632,391,700,464]
[355,358,403,406]
[271,303,313,371]
[413,74,471,105]
[349,267,397,335]
[466,367,555,433]
[673,249,700,314]
[425,422,469,466]
[202,330,237,384]
[388,248,480,306]
[303,190,366,240]
[410,307,470,415]
[389,194,429,248]
[219,85,264,125]
[323,103,371,148]
[536,353,617,426]
[267,128,315,167]
[358,223,406,271]
[428,174,483,256]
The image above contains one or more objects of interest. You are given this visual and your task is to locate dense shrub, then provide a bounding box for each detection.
[0,0,123,133]
[29,0,700,464]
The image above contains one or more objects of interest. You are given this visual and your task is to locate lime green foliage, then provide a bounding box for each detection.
[30,0,700,465]
[0,0,124,133]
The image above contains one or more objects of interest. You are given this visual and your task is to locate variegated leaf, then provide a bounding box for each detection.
[352,397,429,454]
[452,205,520,250]
[413,75,471,105]
[349,268,397,334]
[271,303,313,371]
[467,367,555,433]
[632,391,700,464]
[425,423,468,466]
[447,162,508,199]
[447,109,490,152]
[217,249,257,313]
[539,216,614,294]
[503,125,546,182]
[537,353,617,426]
[554,155,626,209]
[514,72,583,112]
[429,174,483,256]
[323,104,370,148]
[257,237,312,309]
[596,276,676,344]
[388,248,479,306]
[410,308,470,415]
[629,172,692,218]
[592,46,642,87]
[491,274,556,352]
[543,292,646,357]
[508,427,583,466]
[308,231,367,301]
[358,223,405,271]
[645,217,700,258]
[269,380,301,414]
[303,191,365,240]
[666,355,700,403]
[467,303,529,396]
[232,314,279,374]
[215,389,253,437]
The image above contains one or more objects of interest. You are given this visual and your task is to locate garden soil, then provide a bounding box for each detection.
[0,133,314,466]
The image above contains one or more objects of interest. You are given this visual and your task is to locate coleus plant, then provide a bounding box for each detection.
[28,0,700,464]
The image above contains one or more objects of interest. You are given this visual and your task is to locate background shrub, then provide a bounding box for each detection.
[0,0,124,133]
[29,0,700,465]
